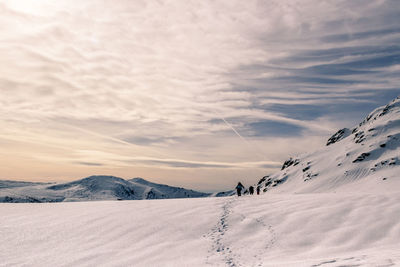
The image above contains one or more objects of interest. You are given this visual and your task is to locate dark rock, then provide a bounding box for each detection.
[0,196,42,203]
[264,176,288,189]
[371,158,399,170]
[257,176,269,185]
[326,128,350,146]
[353,153,371,163]
[146,189,156,199]
[215,191,235,197]
[281,158,299,170]
[354,131,365,144]
[304,172,318,182]
[379,105,391,117]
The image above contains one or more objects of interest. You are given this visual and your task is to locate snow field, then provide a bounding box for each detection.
[232,193,400,266]
[0,198,222,266]
[1,192,400,266]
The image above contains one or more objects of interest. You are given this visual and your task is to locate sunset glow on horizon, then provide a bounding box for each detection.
[1,0,399,191]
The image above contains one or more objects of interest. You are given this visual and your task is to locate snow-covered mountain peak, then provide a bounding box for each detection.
[1,175,211,202]
[47,175,134,191]
[260,96,400,193]
[359,95,400,126]
[44,175,136,201]
[130,177,152,185]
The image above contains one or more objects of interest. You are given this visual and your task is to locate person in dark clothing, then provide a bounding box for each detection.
[249,186,254,195]
[236,182,244,196]
[256,185,260,195]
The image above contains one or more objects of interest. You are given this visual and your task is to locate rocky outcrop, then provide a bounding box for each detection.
[258,95,400,193]
[281,158,300,170]
[326,128,350,146]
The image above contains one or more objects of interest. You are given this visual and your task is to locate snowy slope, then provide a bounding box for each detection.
[129,177,209,199]
[0,176,210,202]
[1,193,399,266]
[260,96,400,193]
[1,98,400,266]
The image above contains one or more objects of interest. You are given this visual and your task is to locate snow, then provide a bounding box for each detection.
[261,96,400,194]
[1,98,399,266]
[0,176,210,202]
[1,193,400,266]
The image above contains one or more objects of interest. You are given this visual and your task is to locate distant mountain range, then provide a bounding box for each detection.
[2,96,399,202]
[258,95,400,193]
[0,176,211,203]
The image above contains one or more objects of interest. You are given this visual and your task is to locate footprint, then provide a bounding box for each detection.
[206,197,240,267]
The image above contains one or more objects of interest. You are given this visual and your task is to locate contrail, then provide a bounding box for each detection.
[219,116,268,161]
[220,117,249,145]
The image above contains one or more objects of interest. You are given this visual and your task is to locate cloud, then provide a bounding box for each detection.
[0,0,399,190]
[245,121,306,137]
[74,162,104,167]
[321,27,400,43]
[131,159,280,169]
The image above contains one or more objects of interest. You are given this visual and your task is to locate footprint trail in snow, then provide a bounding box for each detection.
[206,196,278,267]
[207,197,240,266]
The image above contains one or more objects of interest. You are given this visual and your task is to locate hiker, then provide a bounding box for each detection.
[249,186,254,195]
[236,182,244,196]
[256,185,260,195]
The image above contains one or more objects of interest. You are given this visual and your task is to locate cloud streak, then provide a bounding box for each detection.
[0,0,399,190]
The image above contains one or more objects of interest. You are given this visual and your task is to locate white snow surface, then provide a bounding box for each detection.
[261,96,400,194]
[1,193,400,266]
[1,97,400,266]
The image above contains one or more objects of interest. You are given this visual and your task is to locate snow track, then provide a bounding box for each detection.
[1,193,400,266]
[207,196,279,267]
[207,197,239,266]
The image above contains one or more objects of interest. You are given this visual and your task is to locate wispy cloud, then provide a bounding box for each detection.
[74,161,104,167]
[0,0,399,190]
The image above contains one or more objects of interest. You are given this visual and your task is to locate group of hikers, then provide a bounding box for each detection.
[235,182,260,196]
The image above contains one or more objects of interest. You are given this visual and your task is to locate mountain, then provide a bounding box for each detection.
[0,180,46,189]
[129,177,210,199]
[46,176,137,201]
[210,190,235,197]
[3,97,399,201]
[0,176,210,203]
[259,96,400,193]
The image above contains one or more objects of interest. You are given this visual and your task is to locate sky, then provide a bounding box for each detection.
[0,0,399,192]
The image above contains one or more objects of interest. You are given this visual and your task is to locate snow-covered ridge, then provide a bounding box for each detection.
[0,180,46,189]
[0,175,210,203]
[260,96,400,193]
